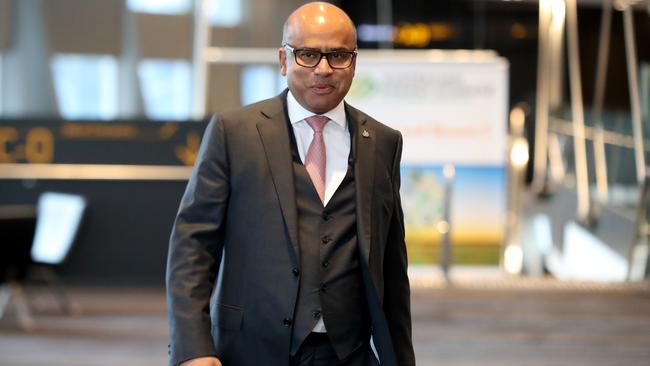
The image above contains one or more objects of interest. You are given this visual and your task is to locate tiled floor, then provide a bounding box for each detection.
[1,275,649,366]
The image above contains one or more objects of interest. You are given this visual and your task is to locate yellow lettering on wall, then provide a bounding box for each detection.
[25,127,54,163]
[175,131,201,166]
[0,127,18,163]
[393,22,455,47]
[395,23,431,48]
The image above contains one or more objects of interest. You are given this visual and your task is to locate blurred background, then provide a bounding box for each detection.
[0,0,649,365]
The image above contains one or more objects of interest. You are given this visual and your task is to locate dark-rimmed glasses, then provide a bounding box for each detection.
[283,44,357,69]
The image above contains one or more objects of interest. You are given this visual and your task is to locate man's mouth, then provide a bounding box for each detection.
[311,84,335,94]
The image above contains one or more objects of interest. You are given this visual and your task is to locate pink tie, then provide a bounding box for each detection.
[304,115,329,203]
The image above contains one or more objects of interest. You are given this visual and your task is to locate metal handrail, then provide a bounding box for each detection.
[591,0,613,206]
[566,0,591,222]
[531,0,553,194]
[549,116,650,150]
[628,168,650,281]
[537,0,648,227]
[622,6,647,184]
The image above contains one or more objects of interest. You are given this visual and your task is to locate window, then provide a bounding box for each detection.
[240,65,286,105]
[51,54,118,120]
[206,0,243,27]
[138,59,192,120]
[127,0,191,14]
[127,0,242,24]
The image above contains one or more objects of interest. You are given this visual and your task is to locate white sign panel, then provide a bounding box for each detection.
[347,53,509,166]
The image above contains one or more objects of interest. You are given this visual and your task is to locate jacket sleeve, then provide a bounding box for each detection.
[166,114,229,365]
[383,131,416,366]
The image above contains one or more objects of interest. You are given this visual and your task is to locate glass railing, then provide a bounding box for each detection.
[548,107,648,217]
[629,171,650,280]
[528,2,649,281]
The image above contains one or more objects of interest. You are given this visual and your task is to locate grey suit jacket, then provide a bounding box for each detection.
[166,91,415,366]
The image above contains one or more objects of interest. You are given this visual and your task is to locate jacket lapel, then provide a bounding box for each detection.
[256,94,300,265]
[255,97,376,268]
[348,104,375,266]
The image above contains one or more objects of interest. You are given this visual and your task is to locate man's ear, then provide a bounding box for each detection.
[279,48,287,76]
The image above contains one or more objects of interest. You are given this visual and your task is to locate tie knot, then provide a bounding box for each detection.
[305,115,329,133]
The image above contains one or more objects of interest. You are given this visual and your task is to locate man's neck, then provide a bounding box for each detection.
[286,90,346,128]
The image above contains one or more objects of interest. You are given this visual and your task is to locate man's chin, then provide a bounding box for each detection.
[306,102,337,114]
[305,96,342,113]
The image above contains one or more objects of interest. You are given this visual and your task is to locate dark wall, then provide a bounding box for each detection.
[0,119,207,285]
[342,1,650,112]
[577,8,650,111]
[0,179,186,285]
[342,0,540,108]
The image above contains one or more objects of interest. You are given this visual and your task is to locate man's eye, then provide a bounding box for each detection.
[298,51,319,59]
[331,52,345,59]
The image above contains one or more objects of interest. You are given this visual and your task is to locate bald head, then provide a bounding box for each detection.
[282,2,356,47]
[278,2,357,114]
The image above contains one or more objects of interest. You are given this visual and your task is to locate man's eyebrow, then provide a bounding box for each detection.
[298,46,355,52]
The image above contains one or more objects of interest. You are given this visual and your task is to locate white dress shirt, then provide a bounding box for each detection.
[287,91,351,206]
[286,91,351,333]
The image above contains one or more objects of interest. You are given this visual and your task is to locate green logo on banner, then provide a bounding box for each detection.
[348,74,376,99]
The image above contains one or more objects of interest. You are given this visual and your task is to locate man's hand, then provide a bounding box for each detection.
[179,356,222,366]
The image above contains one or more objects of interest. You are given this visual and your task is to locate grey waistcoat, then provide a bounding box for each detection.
[289,148,370,360]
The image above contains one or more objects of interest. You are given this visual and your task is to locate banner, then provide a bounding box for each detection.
[347,52,509,264]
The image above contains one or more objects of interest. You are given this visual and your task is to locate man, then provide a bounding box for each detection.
[166,2,415,366]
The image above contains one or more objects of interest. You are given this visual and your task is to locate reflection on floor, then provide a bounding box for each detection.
[1,273,649,366]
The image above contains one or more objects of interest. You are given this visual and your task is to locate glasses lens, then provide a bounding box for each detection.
[327,52,354,68]
[292,47,355,69]
[295,50,321,67]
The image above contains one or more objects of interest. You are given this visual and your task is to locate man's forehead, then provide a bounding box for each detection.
[294,45,355,52]
[287,22,354,38]
[285,27,356,49]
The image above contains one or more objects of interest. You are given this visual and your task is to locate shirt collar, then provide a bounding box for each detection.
[287,90,347,129]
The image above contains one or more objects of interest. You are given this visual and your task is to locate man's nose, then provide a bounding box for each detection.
[314,56,333,75]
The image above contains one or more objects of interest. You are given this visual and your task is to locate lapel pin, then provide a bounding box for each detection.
[362,130,370,138]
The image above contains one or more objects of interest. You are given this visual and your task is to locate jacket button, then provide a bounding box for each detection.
[322,212,331,220]
[312,310,322,319]
[320,284,328,293]
[283,318,293,326]
[292,268,300,277]
[321,236,330,244]
[322,261,329,268]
